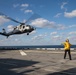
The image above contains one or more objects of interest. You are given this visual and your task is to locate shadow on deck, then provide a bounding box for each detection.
[0,58,39,75]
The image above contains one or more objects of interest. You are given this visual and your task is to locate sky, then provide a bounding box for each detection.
[0,0,76,46]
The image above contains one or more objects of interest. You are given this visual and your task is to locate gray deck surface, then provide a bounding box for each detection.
[0,50,76,75]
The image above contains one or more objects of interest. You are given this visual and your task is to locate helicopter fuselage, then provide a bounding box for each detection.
[14,24,35,34]
[0,24,35,38]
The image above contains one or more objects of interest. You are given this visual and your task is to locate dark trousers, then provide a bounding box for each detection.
[64,50,72,60]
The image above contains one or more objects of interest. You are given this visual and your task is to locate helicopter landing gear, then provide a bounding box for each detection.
[27,32,29,35]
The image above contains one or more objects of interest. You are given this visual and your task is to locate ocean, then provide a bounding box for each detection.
[0,45,76,50]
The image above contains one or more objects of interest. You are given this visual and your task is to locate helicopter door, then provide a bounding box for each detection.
[16,25,24,32]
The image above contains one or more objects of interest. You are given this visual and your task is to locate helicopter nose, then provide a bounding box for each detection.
[34,27,36,30]
[32,27,36,30]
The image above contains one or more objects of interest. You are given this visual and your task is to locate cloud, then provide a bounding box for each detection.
[24,9,33,13]
[70,36,76,41]
[67,36,76,43]
[61,2,67,11]
[7,25,14,31]
[0,16,9,25]
[30,30,36,34]
[40,5,45,8]
[64,10,76,18]
[31,18,55,28]
[20,3,33,14]
[32,34,44,40]
[13,3,29,8]
[13,3,33,14]
[30,18,66,30]
[13,4,19,8]
[69,25,76,28]
[51,35,62,40]
[32,34,47,41]
[21,3,29,7]
[50,32,57,35]
[54,13,62,18]
[56,24,66,30]
[68,31,76,35]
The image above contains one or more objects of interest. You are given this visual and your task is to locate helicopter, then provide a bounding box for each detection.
[0,12,38,38]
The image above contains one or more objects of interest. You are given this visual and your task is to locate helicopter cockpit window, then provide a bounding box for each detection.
[23,26,25,28]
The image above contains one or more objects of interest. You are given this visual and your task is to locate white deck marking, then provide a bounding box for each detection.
[25,50,76,54]
[19,50,27,56]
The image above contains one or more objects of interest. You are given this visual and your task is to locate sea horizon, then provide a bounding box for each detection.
[0,45,76,50]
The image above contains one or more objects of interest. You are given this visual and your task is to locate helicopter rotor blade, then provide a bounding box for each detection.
[0,12,41,26]
[24,13,41,24]
[0,12,22,24]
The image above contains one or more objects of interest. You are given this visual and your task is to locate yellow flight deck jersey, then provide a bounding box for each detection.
[63,42,71,50]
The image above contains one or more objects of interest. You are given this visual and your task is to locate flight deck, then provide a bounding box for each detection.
[0,49,76,75]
